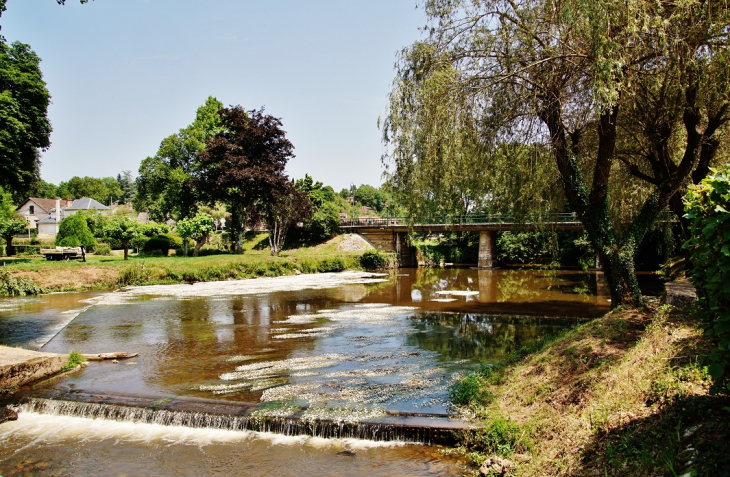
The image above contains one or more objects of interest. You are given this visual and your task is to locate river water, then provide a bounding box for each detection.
[0,268,652,476]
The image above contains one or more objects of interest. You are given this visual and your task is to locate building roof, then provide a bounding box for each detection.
[64,197,110,211]
[37,214,60,224]
[23,198,57,213]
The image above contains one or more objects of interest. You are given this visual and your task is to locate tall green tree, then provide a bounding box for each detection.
[195,106,295,254]
[262,181,310,256]
[175,212,214,257]
[27,179,57,199]
[0,2,52,202]
[116,170,136,204]
[384,0,730,307]
[134,96,223,222]
[104,216,141,260]
[56,175,123,205]
[0,186,25,255]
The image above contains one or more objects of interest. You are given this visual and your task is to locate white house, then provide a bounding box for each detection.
[34,197,110,237]
[16,197,70,230]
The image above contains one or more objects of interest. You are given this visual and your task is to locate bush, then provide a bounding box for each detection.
[0,269,43,296]
[684,164,730,394]
[360,249,391,269]
[93,243,111,255]
[449,364,496,406]
[14,245,41,256]
[308,202,342,240]
[143,233,182,255]
[55,214,96,249]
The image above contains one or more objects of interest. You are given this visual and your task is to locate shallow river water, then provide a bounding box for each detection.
[0,268,651,476]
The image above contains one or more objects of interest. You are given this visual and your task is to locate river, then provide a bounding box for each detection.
[0,268,660,476]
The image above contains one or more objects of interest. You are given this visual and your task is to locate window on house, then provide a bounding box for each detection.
[29,205,34,215]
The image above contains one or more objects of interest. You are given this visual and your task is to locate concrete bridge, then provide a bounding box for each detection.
[340,213,584,268]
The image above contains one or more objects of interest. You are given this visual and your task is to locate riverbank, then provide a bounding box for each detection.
[1,234,371,293]
[0,347,68,401]
[452,304,729,476]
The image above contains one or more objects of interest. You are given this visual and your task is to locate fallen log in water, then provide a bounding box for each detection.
[82,352,138,361]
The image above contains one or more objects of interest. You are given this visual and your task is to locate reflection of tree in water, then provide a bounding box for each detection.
[495,272,542,301]
[405,313,571,363]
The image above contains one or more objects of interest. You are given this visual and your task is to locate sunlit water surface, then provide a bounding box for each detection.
[0,268,652,476]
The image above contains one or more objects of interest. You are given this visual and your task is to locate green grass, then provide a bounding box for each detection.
[61,351,85,372]
[1,233,368,291]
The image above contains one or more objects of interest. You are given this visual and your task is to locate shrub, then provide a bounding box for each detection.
[143,234,182,255]
[450,364,496,406]
[61,351,85,372]
[684,164,730,394]
[0,269,43,296]
[360,249,390,269]
[55,214,96,249]
[93,243,111,255]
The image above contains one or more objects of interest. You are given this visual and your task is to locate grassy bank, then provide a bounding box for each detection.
[0,234,371,292]
[451,305,730,476]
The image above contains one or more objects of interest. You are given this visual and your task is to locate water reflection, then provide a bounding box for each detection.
[360,268,611,317]
[7,269,614,417]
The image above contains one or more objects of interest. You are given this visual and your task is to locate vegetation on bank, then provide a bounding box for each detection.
[449,304,729,476]
[0,234,391,293]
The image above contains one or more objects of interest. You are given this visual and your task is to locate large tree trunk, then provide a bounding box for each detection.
[600,244,643,307]
[541,98,648,307]
[3,235,14,256]
[192,235,208,257]
[268,220,288,257]
[236,231,243,254]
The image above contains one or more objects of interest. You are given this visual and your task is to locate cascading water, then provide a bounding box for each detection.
[18,396,467,445]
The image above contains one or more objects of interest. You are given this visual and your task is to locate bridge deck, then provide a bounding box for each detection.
[340,213,584,232]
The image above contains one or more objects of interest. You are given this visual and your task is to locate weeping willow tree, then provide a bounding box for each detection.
[383,0,730,307]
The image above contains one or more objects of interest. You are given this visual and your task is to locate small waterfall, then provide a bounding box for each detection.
[19,397,468,445]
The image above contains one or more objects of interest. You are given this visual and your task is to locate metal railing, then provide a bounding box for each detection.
[340,213,582,228]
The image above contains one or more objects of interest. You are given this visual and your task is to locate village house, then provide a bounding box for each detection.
[16,197,68,230]
[20,197,111,237]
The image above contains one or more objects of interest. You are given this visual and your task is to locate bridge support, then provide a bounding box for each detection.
[395,232,416,268]
[478,231,496,269]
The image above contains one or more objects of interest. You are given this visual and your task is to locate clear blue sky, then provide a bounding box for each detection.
[2,0,425,192]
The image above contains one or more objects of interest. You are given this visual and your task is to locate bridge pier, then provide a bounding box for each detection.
[395,232,416,268]
[478,231,497,269]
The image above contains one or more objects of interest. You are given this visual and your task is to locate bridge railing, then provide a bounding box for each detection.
[340,213,582,227]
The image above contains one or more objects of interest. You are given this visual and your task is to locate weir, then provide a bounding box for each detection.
[17,394,472,445]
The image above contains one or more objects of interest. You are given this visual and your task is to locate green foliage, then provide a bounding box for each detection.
[450,365,496,406]
[175,212,214,256]
[0,217,27,256]
[27,179,58,199]
[61,351,85,372]
[354,184,385,212]
[684,165,730,394]
[383,0,730,307]
[309,202,341,240]
[0,269,43,296]
[103,216,143,260]
[134,96,223,221]
[93,243,111,255]
[116,170,136,203]
[77,211,109,238]
[56,176,122,205]
[497,231,557,264]
[461,418,530,457]
[142,233,181,255]
[55,214,96,248]
[0,40,51,201]
[359,249,392,269]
